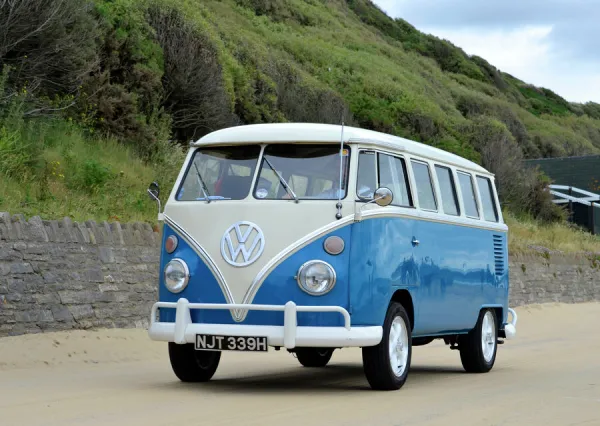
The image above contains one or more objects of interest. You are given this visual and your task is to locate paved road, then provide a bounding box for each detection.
[1,303,599,426]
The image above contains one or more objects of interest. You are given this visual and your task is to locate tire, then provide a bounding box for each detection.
[295,348,334,367]
[459,309,498,373]
[362,301,412,391]
[168,342,221,382]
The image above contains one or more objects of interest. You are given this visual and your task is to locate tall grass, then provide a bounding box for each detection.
[505,211,600,255]
[0,97,185,223]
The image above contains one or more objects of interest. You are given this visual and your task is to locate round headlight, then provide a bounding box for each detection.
[297,260,336,296]
[164,259,190,293]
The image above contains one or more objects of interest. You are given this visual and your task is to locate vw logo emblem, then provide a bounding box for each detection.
[221,221,265,267]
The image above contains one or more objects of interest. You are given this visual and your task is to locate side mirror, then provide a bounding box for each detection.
[355,187,393,222]
[147,181,160,200]
[374,187,393,207]
[147,181,163,221]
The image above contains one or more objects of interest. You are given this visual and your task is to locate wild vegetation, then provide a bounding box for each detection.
[1,0,599,251]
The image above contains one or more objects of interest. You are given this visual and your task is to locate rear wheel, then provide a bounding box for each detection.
[459,309,497,373]
[362,302,412,390]
[168,342,221,382]
[295,348,334,367]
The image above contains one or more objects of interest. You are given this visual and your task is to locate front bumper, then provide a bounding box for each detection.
[148,298,383,349]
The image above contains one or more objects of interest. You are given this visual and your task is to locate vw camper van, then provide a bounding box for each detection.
[147,123,518,391]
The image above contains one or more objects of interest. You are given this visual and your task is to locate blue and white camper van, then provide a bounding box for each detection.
[146,123,518,391]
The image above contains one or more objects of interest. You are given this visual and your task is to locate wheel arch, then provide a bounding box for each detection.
[479,305,503,331]
[391,289,415,331]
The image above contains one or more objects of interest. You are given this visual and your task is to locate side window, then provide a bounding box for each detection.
[434,165,460,216]
[476,176,499,222]
[410,160,437,211]
[379,153,413,207]
[356,151,377,199]
[457,171,479,218]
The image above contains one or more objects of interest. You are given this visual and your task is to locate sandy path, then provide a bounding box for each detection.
[1,302,599,426]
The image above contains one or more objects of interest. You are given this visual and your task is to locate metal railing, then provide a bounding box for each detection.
[549,185,600,235]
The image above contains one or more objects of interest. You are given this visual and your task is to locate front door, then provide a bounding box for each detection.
[348,150,418,327]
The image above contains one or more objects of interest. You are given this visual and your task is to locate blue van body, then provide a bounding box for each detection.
[157,215,508,337]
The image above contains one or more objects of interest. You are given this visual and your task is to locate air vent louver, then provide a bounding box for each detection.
[493,234,505,276]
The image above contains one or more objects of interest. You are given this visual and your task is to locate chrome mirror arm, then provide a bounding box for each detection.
[354,187,393,222]
[355,197,382,222]
[147,181,164,221]
[147,189,162,211]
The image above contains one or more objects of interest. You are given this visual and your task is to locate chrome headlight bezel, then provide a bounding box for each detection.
[296,260,336,296]
[164,258,190,293]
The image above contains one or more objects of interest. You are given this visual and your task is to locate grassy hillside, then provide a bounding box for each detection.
[1,0,599,252]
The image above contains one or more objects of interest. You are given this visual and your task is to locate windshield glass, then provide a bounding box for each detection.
[254,144,350,200]
[176,145,261,201]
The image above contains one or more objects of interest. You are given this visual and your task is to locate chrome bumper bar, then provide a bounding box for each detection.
[148,298,383,349]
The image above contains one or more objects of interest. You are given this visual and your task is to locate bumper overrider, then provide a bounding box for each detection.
[148,298,383,349]
[502,308,518,340]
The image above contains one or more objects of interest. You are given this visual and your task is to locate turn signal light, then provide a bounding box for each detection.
[165,235,178,254]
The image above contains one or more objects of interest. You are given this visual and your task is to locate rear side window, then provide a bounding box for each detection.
[434,165,460,216]
[411,161,437,211]
[457,172,479,218]
[378,154,412,207]
[476,176,499,222]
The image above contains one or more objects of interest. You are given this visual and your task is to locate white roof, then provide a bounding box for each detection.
[194,123,490,174]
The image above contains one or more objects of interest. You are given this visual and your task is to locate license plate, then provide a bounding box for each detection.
[195,334,268,352]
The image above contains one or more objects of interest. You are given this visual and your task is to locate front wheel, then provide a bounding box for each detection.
[168,342,221,382]
[362,302,412,390]
[295,348,334,367]
[459,309,498,373]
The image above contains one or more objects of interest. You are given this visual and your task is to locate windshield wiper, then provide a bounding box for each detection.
[262,156,298,202]
[193,162,212,203]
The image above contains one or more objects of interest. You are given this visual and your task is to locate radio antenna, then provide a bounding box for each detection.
[335,114,345,220]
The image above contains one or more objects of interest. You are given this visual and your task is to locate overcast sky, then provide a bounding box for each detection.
[372,0,600,103]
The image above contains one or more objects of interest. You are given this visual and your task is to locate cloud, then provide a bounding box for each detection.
[372,0,600,103]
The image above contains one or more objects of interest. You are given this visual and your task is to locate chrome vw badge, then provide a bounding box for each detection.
[221,221,265,267]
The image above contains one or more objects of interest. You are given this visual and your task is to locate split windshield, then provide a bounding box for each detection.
[175,144,350,201]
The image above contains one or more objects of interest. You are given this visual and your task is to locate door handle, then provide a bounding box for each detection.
[412,237,420,246]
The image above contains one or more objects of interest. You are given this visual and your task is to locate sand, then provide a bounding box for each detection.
[1,302,599,426]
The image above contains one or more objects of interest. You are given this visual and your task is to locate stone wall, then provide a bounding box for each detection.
[0,212,599,337]
[508,252,600,307]
[0,213,160,337]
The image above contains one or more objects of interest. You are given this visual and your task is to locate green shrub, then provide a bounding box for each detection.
[519,85,572,116]
[64,157,112,194]
[0,93,46,180]
[264,59,352,125]
[146,3,238,142]
[0,0,99,101]
[83,0,170,158]
[455,91,538,157]
[470,55,508,90]
[464,116,566,222]
[582,102,600,120]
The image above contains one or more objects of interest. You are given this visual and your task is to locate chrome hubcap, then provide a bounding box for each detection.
[481,311,496,363]
[389,316,409,377]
